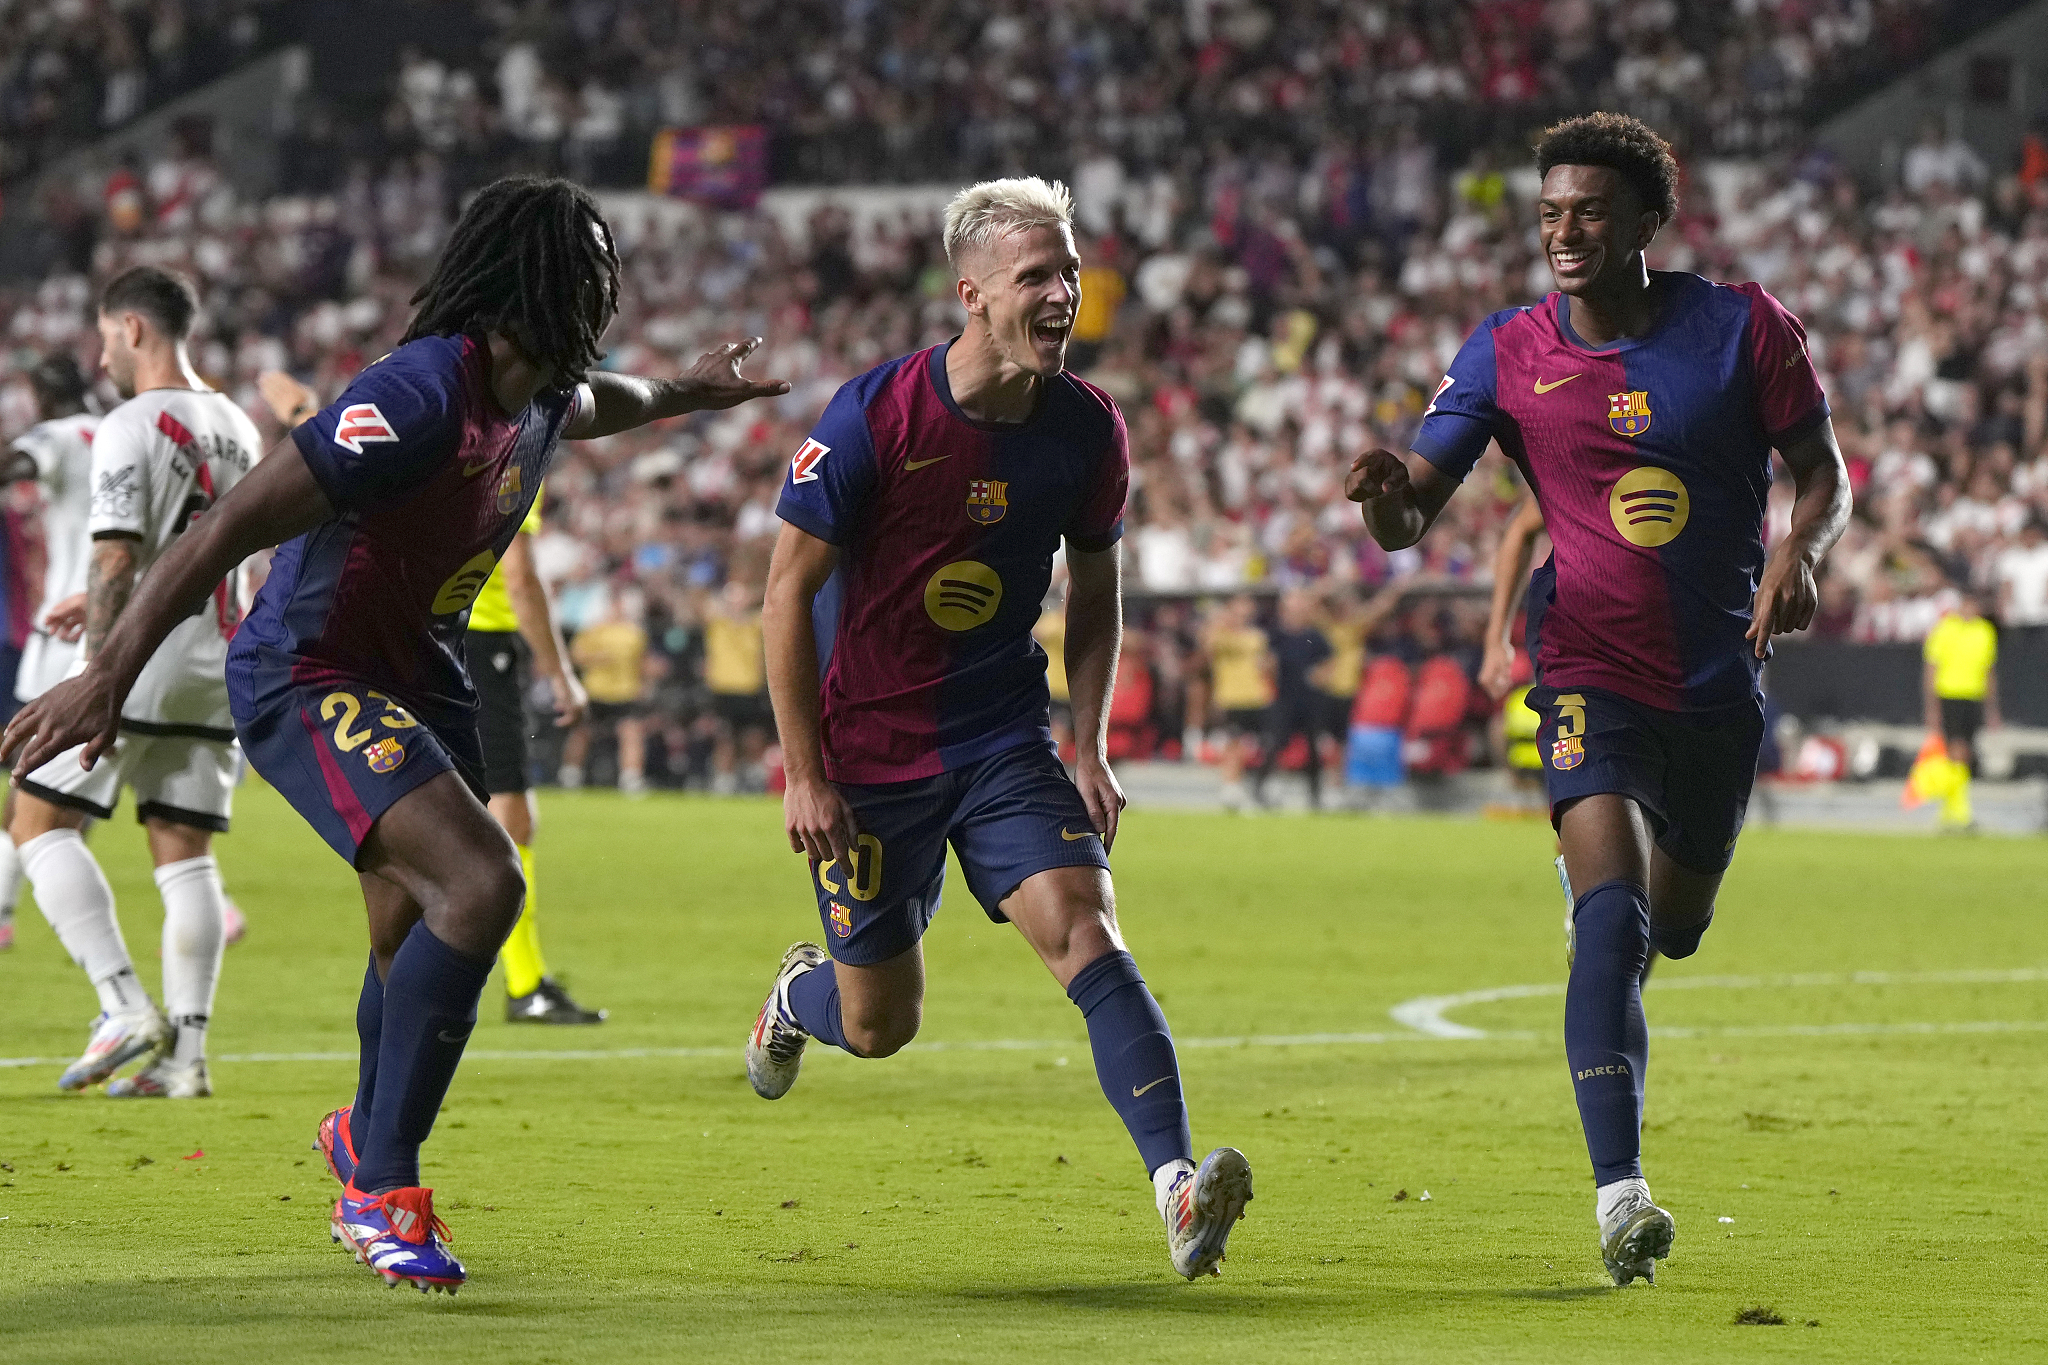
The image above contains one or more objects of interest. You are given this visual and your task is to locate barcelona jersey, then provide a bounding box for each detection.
[229,335,577,726]
[1414,273,1827,711]
[777,342,1129,784]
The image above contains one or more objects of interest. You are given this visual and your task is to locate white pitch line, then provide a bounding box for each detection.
[1390,966,2048,1040]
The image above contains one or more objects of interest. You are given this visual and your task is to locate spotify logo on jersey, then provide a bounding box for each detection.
[432,549,500,614]
[1608,467,1690,547]
[924,560,1003,630]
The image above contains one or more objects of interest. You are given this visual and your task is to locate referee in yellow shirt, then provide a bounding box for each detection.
[1923,593,2001,832]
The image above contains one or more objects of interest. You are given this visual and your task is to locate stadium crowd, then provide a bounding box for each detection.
[4,5,2047,787]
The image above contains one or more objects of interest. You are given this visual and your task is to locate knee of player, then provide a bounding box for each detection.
[454,850,527,940]
[843,1006,921,1059]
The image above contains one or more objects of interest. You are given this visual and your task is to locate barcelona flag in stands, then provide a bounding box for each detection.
[649,126,768,209]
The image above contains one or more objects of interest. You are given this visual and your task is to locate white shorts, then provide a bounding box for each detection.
[19,727,240,832]
[14,631,80,703]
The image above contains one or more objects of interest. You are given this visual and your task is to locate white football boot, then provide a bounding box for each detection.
[746,942,827,1099]
[58,1008,172,1091]
[106,1056,212,1098]
[1599,1182,1676,1286]
[1161,1147,1255,1279]
[1558,854,1576,968]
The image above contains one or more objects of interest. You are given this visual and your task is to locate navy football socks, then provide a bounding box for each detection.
[1565,879,1652,1185]
[786,958,850,1050]
[350,921,491,1194]
[1066,950,1193,1175]
[352,953,384,1140]
[1650,907,1714,960]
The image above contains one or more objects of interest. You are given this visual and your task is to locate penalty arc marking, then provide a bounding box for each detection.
[2,969,2044,1069]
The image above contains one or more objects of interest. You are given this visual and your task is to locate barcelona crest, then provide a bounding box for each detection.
[1608,390,1652,438]
[495,465,523,515]
[1551,735,1585,770]
[829,901,853,938]
[364,737,407,773]
[967,478,1008,525]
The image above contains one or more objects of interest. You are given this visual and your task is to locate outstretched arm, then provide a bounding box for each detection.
[1345,447,1460,550]
[1747,418,1851,658]
[1480,496,1546,699]
[2,441,334,773]
[1065,543,1127,850]
[564,338,790,440]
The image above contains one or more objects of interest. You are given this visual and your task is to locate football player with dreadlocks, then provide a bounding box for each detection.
[3,176,787,1293]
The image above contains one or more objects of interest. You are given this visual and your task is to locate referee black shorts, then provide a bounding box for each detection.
[464,629,532,795]
[1939,697,1985,747]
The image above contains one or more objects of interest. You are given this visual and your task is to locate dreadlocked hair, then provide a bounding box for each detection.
[402,176,621,384]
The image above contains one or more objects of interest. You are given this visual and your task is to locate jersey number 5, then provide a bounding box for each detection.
[1554,693,1587,742]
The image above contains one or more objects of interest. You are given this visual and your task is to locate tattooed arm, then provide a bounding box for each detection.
[82,534,142,661]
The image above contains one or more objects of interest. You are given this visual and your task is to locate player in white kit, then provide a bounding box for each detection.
[9,268,259,1097]
[0,354,98,952]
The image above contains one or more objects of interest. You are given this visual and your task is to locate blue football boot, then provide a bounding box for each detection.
[314,1106,357,1185]
[331,1184,465,1293]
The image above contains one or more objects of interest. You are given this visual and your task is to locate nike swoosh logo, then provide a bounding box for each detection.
[1060,827,1098,841]
[1533,374,1583,394]
[461,458,495,477]
[904,454,954,471]
[437,1029,471,1044]
[1132,1076,1172,1097]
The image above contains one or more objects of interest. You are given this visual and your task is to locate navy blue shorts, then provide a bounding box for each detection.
[234,679,485,868]
[810,741,1111,966]
[1525,685,1764,874]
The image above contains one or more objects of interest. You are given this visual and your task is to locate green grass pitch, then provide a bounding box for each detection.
[2,782,2043,1363]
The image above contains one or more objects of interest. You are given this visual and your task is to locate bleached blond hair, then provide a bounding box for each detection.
[942,177,1074,274]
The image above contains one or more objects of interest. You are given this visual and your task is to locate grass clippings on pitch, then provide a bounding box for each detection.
[2,784,2045,1363]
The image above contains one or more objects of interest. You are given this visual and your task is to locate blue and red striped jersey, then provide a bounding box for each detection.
[778,343,1129,784]
[230,334,576,722]
[1414,273,1827,711]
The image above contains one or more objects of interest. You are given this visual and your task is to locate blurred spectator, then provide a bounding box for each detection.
[564,589,651,795]
[702,579,772,795]
[1201,594,1272,811]
[1251,590,1332,809]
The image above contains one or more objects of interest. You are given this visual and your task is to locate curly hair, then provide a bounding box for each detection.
[401,175,620,384]
[1534,112,1681,223]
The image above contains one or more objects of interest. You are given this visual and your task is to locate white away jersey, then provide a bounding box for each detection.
[11,413,99,701]
[89,388,261,731]
[13,413,99,612]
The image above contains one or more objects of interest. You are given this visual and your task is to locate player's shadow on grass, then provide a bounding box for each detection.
[954,1283,1313,1313]
[1498,1285,1617,1300]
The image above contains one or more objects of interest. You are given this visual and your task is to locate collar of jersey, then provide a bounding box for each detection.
[927,340,1051,434]
[1548,270,1693,356]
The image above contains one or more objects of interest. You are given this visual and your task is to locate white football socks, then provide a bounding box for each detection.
[1153,1157,1195,1217]
[155,855,226,1066]
[0,830,21,917]
[19,829,148,1015]
[1596,1176,1651,1230]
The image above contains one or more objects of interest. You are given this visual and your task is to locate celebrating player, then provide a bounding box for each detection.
[1344,114,1850,1286]
[746,177,1253,1281]
[3,176,788,1293]
[258,369,603,1023]
[7,270,259,1099]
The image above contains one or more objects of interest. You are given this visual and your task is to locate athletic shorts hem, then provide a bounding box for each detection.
[16,777,114,821]
[134,799,231,833]
[971,844,1112,922]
